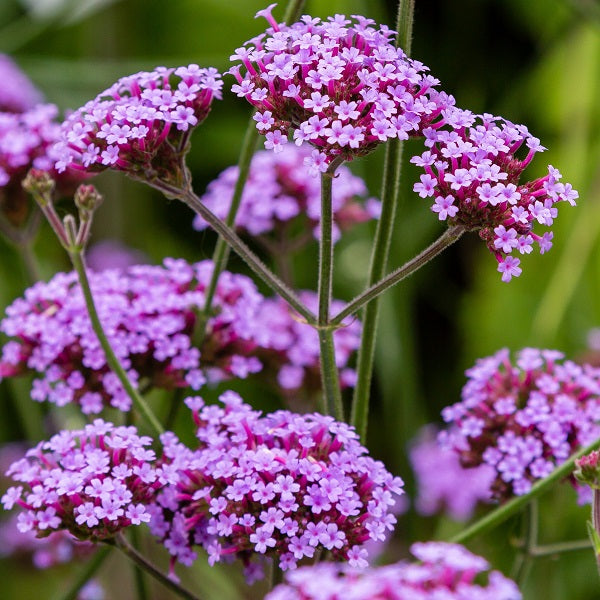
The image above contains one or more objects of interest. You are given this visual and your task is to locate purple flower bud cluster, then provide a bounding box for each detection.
[1,420,167,541]
[439,348,600,501]
[411,112,578,281]
[0,259,265,413]
[230,8,450,170]
[52,65,222,181]
[149,392,404,582]
[409,426,494,521]
[254,291,361,394]
[0,54,43,113]
[265,541,521,600]
[193,144,380,241]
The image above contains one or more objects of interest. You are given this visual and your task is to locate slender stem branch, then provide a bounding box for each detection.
[196,125,259,342]
[130,527,149,600]
[68,249,165,436]
[349,0,416,441]
[512,500,538,587]
[158,181,315,325]
[110,534,202,600]
[317,159,344,419]
[449,435,600,545]
[53,546,111,600]
[335,225,465,326]
[530,539,591,557]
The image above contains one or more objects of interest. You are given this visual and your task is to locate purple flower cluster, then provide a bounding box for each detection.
[254,291,361,394]
[411,112,578,281]
[0,104,85,226]
[0,54,43,113]
[52,65,222,182]
[149,392,404,581]
[266,541,521,600]
[193,144,380,241]
[439,348,600,501]
[409,426,494,521]
[230,7,450,170]
[0,259,265,413]
[1,420,167,541]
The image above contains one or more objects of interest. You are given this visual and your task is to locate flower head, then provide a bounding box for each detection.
[410,426,494,521]
[0,54,43,113]
[2,420,163,541]
[411,111,577,281]
[149,391,404,581]
[439,348,600,501]
[52,65,222,183]
[265,541,521,600]
[0,259,265,413]
[230,10,450,165]
[193,145,380,241]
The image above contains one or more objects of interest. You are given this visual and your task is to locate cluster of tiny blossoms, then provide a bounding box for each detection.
[409,426,494,521]
[52,65,222,183]
[230,7,451,170]
[149,392,404,582]
[266,541,521,600]
[0,54,43,113]
[254,291,361,394]
[193,144,380,241]
[0,259,265,413]
[1,420,169,541]
[411,111,578,281]
[439,348,600,501]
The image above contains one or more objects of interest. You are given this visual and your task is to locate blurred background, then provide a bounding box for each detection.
[0,0,599,598]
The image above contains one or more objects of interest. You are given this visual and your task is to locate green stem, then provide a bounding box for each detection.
[317,159,344,420]
[530,538,591,557]
[334,225,464,325]
[195,125,259,343]
[511,500,538,587]
[282,0,306,23]
[68,249,164,437]
[52,546,111,600]
[130,527,149,600]
[156,180,315,325]
[349,0,416,441]
[110,534,202,600]
[449,436,600,545]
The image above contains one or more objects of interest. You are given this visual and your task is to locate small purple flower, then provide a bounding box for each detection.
[230,11,450,165]
[439,348,600,501]
[192,145,380,242]
[265,541,521,599]
[2,421,164,541]
[0,259,266,412]
[52,65,222,185]
[411,112,577,282]
[149,391,404,582]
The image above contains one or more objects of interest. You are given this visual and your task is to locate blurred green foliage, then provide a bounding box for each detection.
[1,0,600,598]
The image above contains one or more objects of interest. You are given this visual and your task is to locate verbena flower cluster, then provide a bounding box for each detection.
[52,65,222,182]
[1,420,167,541]
[230,8,450,170]
[254,291,361,394]
[439,348,600,501]
[193,144,380,241]
[411,112,578,281]
[149,392,404,582]
[265,541,521,600]
[0,54,43,113]
[0,259,265,413]
[409,426,494,521]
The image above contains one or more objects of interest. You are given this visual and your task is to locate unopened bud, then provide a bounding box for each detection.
[22,169,56,206]
[74,184,103,216]
[575,451,600,488]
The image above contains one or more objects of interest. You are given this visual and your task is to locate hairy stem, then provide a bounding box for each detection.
[349,0,416,441]
[69,249,165,436]
[110,534,202,600]
[449,436,600,545]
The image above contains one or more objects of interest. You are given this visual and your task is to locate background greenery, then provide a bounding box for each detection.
[0,0,599,598]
